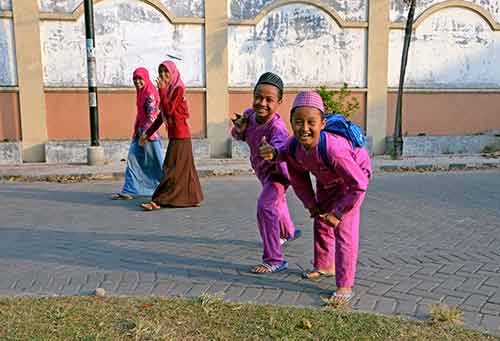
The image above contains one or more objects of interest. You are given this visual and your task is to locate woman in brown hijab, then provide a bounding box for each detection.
[139,60,203,210]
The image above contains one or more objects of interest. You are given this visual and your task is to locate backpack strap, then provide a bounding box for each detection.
[291,132,332,169]
[318,131,332,168]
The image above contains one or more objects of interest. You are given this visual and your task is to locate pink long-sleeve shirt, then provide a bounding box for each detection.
[231,109,290,184]
[282,132,371,219]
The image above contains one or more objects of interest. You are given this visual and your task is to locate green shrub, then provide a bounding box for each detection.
[316,83,360,119]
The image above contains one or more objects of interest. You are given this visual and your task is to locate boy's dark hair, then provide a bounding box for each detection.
[254,72,284,100]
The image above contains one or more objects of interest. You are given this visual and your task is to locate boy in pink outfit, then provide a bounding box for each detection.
[231,72,300,274]
[260,91,371,302]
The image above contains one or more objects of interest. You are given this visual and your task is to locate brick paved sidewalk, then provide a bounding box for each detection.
[0,172,499,334]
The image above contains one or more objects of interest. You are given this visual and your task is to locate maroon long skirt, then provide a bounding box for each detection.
[152,138,203,207]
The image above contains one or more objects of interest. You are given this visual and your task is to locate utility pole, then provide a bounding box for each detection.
[393,0,416,159]
[83,0,104,165]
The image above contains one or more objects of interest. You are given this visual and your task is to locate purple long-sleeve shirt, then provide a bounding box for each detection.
[281,132,371,219]
[231,108,290,184]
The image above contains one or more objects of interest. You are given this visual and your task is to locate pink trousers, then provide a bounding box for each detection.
[257,181,295,265]
[313,192,365,288]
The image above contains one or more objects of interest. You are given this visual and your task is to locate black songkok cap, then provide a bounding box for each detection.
[255,72,284,93]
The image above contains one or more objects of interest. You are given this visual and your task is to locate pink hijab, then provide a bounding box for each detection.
[159,60,185,99]
[133,67,159,116]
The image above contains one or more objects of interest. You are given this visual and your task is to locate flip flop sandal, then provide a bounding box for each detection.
[250,260,288,274]
[328,291,354,304]
[280,229,302,245]
[302,268,335,280]
[111,193,134,200]
[140,202,160,211]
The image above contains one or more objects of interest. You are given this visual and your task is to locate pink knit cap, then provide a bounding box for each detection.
[291,91,325,114]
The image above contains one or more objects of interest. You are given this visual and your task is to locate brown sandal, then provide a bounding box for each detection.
[140,201,160,211]
[302,268,335,280]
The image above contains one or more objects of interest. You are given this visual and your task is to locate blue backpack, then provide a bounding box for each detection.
[290,114,366,166]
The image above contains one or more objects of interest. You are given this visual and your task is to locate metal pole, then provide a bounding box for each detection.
[83,0,100,147]
[393,0,416,158]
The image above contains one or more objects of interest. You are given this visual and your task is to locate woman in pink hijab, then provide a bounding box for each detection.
[138,60,203,210]
[111,67,163,200]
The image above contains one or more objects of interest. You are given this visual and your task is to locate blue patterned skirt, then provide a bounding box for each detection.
[121,139,164,196]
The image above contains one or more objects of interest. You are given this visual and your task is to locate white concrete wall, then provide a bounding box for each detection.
[389,7,500,88]
[40,0,204,87]
[0,19,17,86]
[390,0,500,23]
[0,0,11,10]
[38,0,205,17]
[229,3,366,87]
[230,0,367,21]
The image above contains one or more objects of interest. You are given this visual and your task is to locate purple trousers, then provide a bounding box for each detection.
[314,192,365,288]
[257,181,295,265]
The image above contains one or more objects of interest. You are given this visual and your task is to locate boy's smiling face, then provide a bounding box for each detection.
[290,107,325,150]
[253,84,282,123]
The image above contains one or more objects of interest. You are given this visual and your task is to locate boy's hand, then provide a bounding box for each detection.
[307,204,321,218]
[259,136,276,161]
[319,213,341,228]
[231,112,248,134]
[231,112,242,124]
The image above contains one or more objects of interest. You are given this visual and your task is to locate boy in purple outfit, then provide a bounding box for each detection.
[231,72,300,274]
[260,91,371,302]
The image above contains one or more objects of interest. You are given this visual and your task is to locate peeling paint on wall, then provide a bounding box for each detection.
[40,0,204,87]
[230,0,367,21]
[159,0,204,18]
[38,0,204,17]
[0,19,17,86]
[0,0,11,11]
[389,8,500,88]
[390,0,500,24]
[39,0,82,13]
[229,4,366,87]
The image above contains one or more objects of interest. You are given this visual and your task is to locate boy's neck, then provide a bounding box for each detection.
[255,113,273,125]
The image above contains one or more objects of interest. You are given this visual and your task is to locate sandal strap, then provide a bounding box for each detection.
[331,291,354,300]
[141,202,159,210]
[252,261,287,273]
[258,263,273,271]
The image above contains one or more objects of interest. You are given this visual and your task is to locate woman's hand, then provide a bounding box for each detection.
[156,77,167,90]
[138,133,148,147]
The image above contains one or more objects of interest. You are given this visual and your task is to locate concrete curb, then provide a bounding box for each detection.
[0,162,255,183]
[373,159,500,173]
